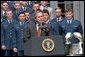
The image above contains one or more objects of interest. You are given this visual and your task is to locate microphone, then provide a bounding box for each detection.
[40,22,50,36]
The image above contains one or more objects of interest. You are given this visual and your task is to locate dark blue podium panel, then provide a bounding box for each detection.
[24,35,65,56]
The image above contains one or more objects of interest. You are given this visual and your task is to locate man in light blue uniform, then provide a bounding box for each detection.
[59,8,83,56]
[50,7,65,35]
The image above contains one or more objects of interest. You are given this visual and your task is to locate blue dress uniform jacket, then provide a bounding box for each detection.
[15,21,27,51]
[59,19,83,43]
[1,23,5,46]
[1,23,5,56]
[1,19,17,50]
[21,5,33,14]
[49,17,65,35]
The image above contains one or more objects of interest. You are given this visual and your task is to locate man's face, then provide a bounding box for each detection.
[20,1,28,6]
[33,4,39,11]
[25,12,30,20]
[55,9,62,17]
[43,13,49,22]
[65,12,73,20]
[6,11,13,19]
[40,1,47,7]
[2,2,9,10]
[36,12,44,23]
[18,14,26,21]
[14,3,21,9]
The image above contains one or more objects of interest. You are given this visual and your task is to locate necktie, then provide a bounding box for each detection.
[68,20,70,24]
[9,20,12,23]
[57,18,59,22]
[24,7,26,11]
[16,10,19,14]
[21,22,23,25]
[37,26,41,37]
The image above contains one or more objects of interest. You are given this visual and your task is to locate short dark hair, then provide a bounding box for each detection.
[36,9,42,12]
[24,11,29,13]
[1,1,8,5]
[55,7,62,11]
[5,9,13,13]
[65,8,73,13]
[33,1,40,5]
[35,9,43,18]
[18,11,25,17]
[43,9,49,15]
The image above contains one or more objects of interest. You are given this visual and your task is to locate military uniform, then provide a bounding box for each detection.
[50,17,65,35]
[1,23,5,56]
[59,18,83,55]
[1,19,17,56]
[15,21,28,56]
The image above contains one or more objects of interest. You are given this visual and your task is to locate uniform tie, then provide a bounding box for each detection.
[68,20,70,24]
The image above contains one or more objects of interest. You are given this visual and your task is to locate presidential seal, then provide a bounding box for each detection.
[42,38,55,52]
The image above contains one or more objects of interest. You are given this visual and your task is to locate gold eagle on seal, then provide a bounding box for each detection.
[42,38,55,52]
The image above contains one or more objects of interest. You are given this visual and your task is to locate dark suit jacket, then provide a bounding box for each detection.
[25,19,52,39]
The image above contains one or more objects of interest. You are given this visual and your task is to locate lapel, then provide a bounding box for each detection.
[70,19,76,29]
[62,19,68,30]
[20,22,26,30]
[52,18,57,23]
[65,19,69,26]
[5,19,12,25]
[70,19,74,26]
[6,19,10,24]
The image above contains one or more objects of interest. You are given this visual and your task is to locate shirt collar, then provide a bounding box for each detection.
[56,16,62,21]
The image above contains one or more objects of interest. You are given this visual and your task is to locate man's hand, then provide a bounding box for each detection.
[13,48,18,52]
[1,45,6,50]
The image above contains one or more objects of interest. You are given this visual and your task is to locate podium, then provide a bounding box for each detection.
[24,35,65,56]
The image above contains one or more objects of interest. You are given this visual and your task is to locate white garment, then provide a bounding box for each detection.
[69,43,83,56]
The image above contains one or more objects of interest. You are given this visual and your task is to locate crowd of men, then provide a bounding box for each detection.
[1,1,83,56]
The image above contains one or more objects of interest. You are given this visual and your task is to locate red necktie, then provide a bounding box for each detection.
[36,27,41,37]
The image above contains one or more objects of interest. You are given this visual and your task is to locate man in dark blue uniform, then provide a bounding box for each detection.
[15,12,28,56]
[1,23,6,56]
[1,1,10,21]
[20,1,33,14]
[1,10,17,56]
[50,7,65,35]
[13,1,23,21]
[24,11,31,23]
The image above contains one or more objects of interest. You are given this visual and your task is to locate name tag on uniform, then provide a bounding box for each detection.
[74,26,78,27]
[62,26,66,28]
[73,26,78,30]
